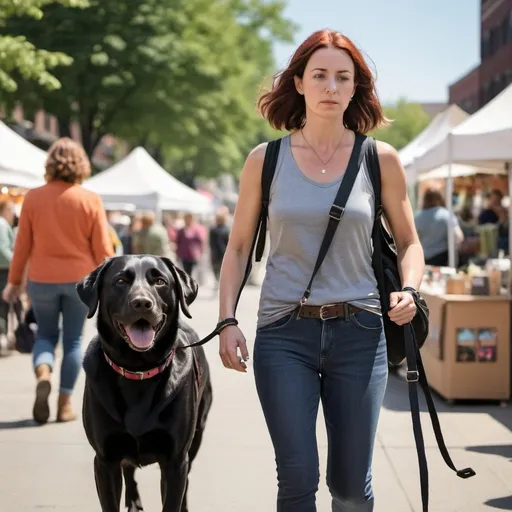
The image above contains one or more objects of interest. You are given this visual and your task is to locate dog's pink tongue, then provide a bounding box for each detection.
[125,325,155,349]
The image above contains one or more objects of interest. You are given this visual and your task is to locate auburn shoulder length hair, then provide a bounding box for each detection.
[258,29,387,134]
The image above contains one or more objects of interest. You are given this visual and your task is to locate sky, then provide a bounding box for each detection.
[272,0,481,104]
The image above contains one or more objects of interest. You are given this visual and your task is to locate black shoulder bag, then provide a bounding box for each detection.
[364,136,475,511]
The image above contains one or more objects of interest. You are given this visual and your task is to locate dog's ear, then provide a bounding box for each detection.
[76,258,114,319]
[160,257,198,319]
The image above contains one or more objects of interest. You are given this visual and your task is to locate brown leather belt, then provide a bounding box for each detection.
[298,303,363,321]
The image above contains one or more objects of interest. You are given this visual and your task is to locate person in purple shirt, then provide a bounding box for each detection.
[176,213,206,276]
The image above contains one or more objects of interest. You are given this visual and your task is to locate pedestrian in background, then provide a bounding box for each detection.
[415,188,464,266]
[0,199,18,353]
[176,212,205,276]
[209,207,230,290]
[131,211,170,257]
[2,137,114,425]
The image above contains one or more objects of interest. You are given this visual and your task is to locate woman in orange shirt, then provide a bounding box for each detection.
[2,138,114,425]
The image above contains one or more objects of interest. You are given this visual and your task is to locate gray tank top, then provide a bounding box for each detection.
[257,135,381,328]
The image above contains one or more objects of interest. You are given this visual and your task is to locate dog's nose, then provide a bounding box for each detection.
[130,297,154,311]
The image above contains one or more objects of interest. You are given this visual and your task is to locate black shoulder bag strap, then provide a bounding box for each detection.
[366,138,475,512]
[298,132,366,308]
[183,139,282,348]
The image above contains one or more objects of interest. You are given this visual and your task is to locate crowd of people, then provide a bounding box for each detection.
[0,136,231,425]
[414,187,509,267]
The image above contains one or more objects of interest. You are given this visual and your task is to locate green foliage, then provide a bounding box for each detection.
[1,0,295,178]
[0,0,88,92]
[371,98,431,151]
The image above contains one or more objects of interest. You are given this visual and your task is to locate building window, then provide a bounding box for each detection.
[493,74,503,98]
[506,68,512,86]
[462,98,473,112]
[501,16,508,45]
[481,30,490,58]
[481,82,491,104]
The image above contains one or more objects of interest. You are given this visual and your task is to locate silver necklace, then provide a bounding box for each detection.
[301,128,346,174]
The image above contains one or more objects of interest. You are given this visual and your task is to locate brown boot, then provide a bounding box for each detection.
[33,364,52,424]
[57,392,77,423]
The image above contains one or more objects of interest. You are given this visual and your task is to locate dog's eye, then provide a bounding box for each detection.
[155,278,166,286]
[115,278,126,286]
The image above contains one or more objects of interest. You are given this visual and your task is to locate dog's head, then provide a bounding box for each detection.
[76,255,198,353]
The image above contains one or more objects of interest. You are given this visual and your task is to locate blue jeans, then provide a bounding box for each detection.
[253,308,388,512]
[27,281,88,394]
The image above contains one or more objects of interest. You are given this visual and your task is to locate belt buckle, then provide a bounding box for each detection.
[319,304,337,321]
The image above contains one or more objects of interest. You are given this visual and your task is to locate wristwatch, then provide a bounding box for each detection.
[402,286,420,302]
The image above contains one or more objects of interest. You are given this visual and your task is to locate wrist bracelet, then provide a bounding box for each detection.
[216,317,238,333]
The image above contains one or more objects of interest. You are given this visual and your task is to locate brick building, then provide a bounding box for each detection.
[449,0,512,113]
[3,104,120,170]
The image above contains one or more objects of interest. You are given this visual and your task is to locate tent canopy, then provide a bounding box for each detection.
[399,104,468,168]
[83,147,214,214]
[398,105,470,185]
[418,163,507,182]
[415,83,512,172]
[0,121,46,188]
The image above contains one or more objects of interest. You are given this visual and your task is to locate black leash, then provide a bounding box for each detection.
[180,139,282,349]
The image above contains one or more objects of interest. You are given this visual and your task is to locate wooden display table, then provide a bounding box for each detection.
[420,290,510,402]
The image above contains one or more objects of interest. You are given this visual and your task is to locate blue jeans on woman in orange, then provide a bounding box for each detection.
[253,308,388,511]
[28,280,88,423]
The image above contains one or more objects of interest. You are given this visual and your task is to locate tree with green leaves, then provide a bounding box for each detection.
[1,0,294,178]
[371,98,431,151]
[0,0,88,92]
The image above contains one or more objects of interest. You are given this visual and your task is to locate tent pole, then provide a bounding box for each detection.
[507,162,511,293]
[446,134,456,268]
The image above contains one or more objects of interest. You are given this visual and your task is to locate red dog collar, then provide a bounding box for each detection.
[103,349,175,380]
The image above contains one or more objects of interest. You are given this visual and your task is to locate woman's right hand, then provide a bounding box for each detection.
[2,283,20,303]
[219,325,249,373]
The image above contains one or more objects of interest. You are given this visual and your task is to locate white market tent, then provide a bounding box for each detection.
[413,83,512,267]
[414,83,512,172]
[399,104,469,186]
[0,120,46,188]
[83,146,214,215]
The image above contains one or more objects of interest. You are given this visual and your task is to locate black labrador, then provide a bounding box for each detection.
[76,255,212,512]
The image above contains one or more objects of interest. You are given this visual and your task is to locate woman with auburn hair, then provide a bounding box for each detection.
[217,29,424,511]
[2,137,114,425]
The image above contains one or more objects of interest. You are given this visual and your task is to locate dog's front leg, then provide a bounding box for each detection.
[94,455,122,512]
[160,458,189,512]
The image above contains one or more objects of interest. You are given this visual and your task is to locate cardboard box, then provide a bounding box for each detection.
[420,291,510,401]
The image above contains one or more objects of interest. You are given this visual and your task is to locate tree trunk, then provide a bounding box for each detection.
[81,125,94,159]
[56,115,72,138]
[153,145,163,165]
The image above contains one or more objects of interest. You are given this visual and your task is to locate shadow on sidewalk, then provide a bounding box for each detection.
[484,495,512,510]
[466,444,512,460]
[383,372,512,433]
[0,419,42,430]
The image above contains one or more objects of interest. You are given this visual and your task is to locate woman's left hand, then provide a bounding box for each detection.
[388,291,416,326]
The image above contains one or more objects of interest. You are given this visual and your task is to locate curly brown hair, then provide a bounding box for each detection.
[258,29,388,134]
[45,137,91,185]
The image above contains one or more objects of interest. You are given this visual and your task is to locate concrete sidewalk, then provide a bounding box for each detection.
[0,283,511,511]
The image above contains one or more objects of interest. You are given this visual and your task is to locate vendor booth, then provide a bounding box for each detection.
[407,84,512,402]
[420,265,510,402]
